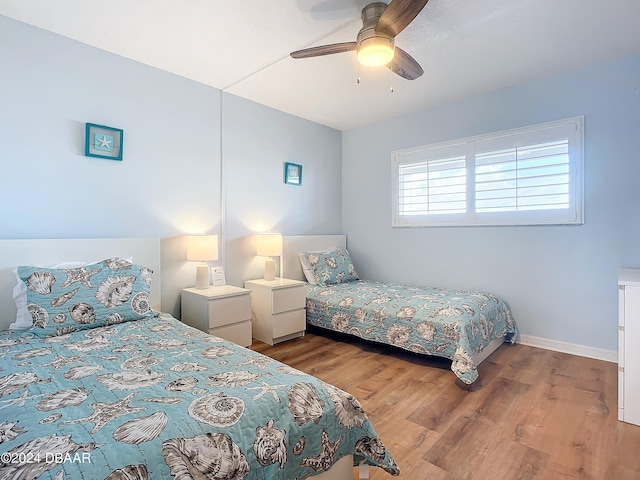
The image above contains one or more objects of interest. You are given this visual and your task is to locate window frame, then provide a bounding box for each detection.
[391,116,584,227]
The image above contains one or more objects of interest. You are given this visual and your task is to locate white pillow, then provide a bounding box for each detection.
[9,258,132,330]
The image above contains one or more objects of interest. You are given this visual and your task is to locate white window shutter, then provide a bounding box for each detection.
[392,116,584,227]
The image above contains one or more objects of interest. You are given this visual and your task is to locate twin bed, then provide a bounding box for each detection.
[0,238,398,480]
[282,235,518,385]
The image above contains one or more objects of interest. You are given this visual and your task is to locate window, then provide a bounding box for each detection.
[392,117,584,227]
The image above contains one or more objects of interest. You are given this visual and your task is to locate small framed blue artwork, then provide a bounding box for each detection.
[284,162,302,186]
[85,123,123,160]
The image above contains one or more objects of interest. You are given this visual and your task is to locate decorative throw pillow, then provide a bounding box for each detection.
[299,248,359,286]
[11,261,90,330]
[18,257,153,336]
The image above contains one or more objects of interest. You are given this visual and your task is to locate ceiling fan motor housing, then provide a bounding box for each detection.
[361,2,388,27]
[357,2,395,66]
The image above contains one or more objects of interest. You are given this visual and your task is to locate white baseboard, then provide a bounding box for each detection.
[518,334,617,364]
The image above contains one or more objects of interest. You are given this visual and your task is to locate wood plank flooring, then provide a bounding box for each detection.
[252,328,640,480]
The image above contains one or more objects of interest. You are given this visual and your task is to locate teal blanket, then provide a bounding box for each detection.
[306,280,518,384]
[0,313,399,479]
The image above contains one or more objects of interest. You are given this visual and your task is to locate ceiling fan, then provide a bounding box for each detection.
[290,0,430,80]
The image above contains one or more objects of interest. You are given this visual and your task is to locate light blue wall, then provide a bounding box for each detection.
[0,15,222,239]
[223,94,342,287]
[0,16,342,313]
[342,53,640,353]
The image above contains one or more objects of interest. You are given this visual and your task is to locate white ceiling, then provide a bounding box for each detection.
[2,0,639,130]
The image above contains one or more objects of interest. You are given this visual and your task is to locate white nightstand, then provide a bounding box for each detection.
[181,285,252,347]
[244,278,307,345]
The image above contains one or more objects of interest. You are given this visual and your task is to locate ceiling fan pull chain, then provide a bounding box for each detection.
[390,67,394,93]
[356,61,361,84]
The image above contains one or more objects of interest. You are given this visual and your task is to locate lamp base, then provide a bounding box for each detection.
[195,264,210,289]
[264,259,276,281]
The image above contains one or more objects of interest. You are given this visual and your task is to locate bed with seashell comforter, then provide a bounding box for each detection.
[0,312,399,479]
[0,248,399,480]
[293,241,518,385]
[305,280,518,385]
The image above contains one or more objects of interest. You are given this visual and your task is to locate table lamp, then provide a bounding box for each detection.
[256,233,283,281]
[186,235,218,289]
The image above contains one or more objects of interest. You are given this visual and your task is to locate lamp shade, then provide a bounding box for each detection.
[256,233,283,257]
[186,235,219,262]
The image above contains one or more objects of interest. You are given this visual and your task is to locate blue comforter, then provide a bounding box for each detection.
[0,313,399,479]
[306,280,518,384]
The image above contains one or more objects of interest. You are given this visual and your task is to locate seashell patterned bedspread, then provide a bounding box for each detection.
[306,280,519,384]
[0,313,399,479]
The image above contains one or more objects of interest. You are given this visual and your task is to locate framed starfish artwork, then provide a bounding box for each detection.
[284,162,302,186]
[85,123,123,160]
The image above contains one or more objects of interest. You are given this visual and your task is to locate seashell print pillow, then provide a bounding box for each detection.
[11,261,89,330]
[18,257,153,336]
[10,258,132,330]
[299,248,359,286]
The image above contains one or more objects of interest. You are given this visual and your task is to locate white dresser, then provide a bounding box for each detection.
[618,269,640,426]
[244,278,306,345]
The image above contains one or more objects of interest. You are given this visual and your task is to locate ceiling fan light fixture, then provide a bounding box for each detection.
[357,35,394,67]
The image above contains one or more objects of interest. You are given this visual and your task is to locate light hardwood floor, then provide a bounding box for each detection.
[252,329,640,480]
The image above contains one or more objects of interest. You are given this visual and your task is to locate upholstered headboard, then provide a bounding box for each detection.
[282,235,346,281]
[0,238,161,330]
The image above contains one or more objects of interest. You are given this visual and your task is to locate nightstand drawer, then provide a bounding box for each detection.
[210,321,252,348]
[208,295,251,328]
[272,309,306,339]
[272,286,306,314]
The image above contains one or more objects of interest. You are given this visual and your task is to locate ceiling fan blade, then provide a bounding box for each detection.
[290,42,357,59]
[376,0,430,38]
[388,47,424,80]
